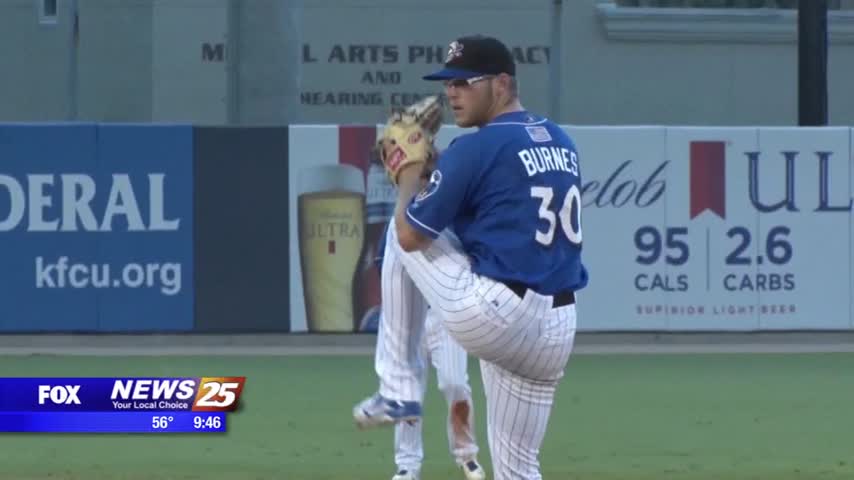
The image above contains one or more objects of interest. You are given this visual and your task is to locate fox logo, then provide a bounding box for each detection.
[38,385,81,405]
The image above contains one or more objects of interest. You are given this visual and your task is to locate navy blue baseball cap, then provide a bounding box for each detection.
[423,35,516,81]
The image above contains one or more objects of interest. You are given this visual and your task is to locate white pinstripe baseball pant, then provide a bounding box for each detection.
[381,221,577,480]
[376,308,479,474]
[375,225,479,474]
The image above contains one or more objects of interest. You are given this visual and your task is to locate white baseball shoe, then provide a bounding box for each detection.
[392,468,419,480]
[461,458,486,480]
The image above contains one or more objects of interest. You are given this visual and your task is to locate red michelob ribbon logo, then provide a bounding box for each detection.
[689,141,726,219]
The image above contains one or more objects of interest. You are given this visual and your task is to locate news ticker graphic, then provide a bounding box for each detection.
[0,377,245,433]
[0,412,226,433]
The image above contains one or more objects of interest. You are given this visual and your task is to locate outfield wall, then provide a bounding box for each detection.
[0,124,851,332]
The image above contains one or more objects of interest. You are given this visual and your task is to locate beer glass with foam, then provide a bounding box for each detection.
[298,164,366,332]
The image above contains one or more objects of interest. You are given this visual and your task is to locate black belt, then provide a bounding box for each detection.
[503,281,576,308]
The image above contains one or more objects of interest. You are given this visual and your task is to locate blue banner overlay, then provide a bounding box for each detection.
[0,377,246,412]
[0,412,226,433]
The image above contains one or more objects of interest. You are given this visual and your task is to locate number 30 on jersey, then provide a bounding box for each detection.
[531,185,582,246]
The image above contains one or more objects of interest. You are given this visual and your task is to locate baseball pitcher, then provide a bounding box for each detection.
[355,35,588,480]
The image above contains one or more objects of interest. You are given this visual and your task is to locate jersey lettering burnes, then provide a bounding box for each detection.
[406,111,589,295]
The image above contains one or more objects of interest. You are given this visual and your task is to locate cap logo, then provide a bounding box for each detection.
[445,41,464,63]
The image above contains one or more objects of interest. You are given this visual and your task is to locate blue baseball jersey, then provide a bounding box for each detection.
[405,111,588,295]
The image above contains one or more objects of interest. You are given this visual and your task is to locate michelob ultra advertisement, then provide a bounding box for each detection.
[297,164,367,332]
[288,126,397,333]
[288,125,853,333]
[288,124,480,333]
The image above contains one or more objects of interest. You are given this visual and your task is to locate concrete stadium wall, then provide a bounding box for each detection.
[1,0,852,126]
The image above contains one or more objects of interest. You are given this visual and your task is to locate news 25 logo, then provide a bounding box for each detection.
[108,378,246,412]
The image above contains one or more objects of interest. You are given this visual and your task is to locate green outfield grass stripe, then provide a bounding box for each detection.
[0,353,851,479]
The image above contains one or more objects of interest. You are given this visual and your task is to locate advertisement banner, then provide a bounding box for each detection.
[95,125,194,331]
[288,125,388,333]
[754,128,852,329]
[0,124,193,332]
[565,127,670,330]
[287,124,487,333]
[663,128,761,330]
[193,127,290,332]
[0,124,99,331]
[288,125,854,332]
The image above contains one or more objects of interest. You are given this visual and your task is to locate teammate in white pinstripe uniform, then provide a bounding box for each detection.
[355,35,588,480]
[373,191,485,480]
[379,279,486,480]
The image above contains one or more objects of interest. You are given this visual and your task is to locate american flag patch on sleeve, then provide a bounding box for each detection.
[525,126,552,143]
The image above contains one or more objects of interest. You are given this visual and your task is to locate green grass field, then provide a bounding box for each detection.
[0,353,852,479]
